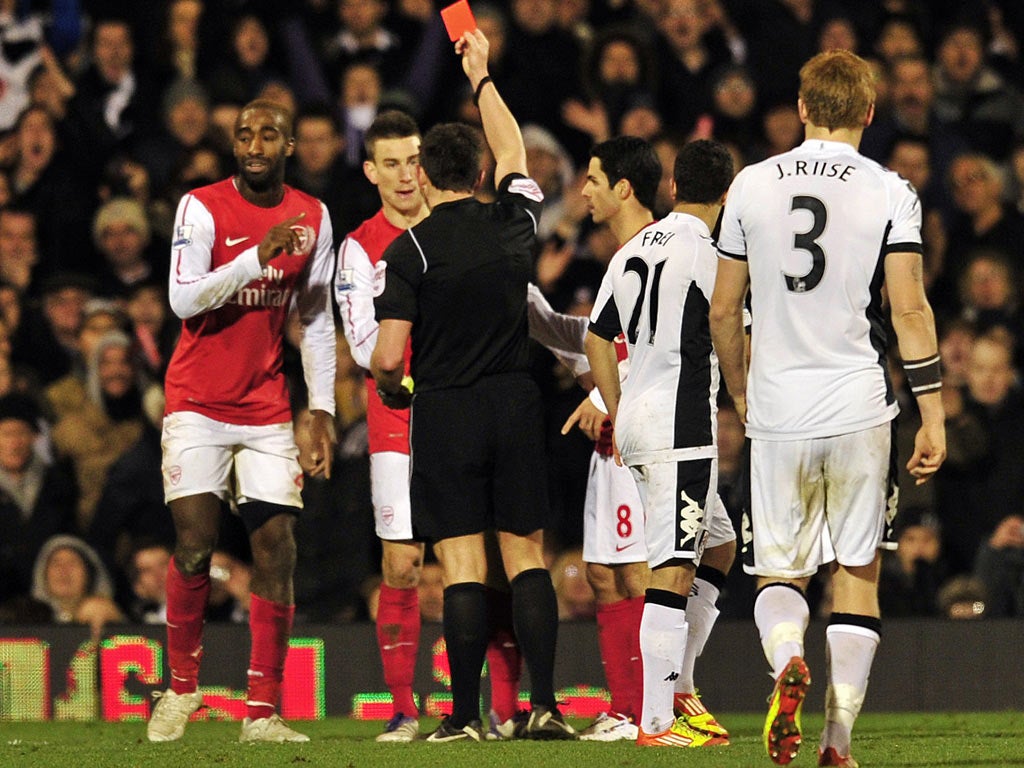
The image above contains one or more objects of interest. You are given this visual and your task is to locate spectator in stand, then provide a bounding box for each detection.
[287,104,376,246]
[322,0,414,94]
[12,271,95,386]
[124,281,178,380]
[0,392,76,607]
[934,330,1024,576]
[0,207,39,295]
[872,15,924,65]
[51,330,154,530]
[817,14,858,54]
[562,27,656,147]
[956,249,1024,349]
[64,17,159,185]
[653,0,735,140]
[878,508,945,617]
[11,534,124,634]
[91,198,164,299]
[206,13,286,106]
[751,101,803,163]
[207,549,252,622]
[932,21,1024,163]
[975,513,1024,617]
[338,60,383,168]
[886,137,946,290]
[708,64,760,152]
[133,79,214,196]
[8,104,95,279]
[859,53,969,211]
[932,152,1024,318]
[126,539,172,623]
[44,299,130,423]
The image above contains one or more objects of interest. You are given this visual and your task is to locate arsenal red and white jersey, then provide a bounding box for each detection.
[164,178,336,426]
[336,209,411,455]
[717,139,921,440]
[589,212,719,466]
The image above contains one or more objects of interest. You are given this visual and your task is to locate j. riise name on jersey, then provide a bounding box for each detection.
[228,262,291,307]
[774,159,856,181]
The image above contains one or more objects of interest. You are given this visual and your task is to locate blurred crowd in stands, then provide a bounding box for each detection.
[0,0,1023,634]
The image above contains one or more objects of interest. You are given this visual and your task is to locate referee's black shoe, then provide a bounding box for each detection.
[522,705,577,740]
[425,716,484,743]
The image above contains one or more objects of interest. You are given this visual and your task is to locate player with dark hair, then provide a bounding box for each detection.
[583,137,736,748]
[371,29,575,743]
[148,99,336,744]
[711,50,946,767]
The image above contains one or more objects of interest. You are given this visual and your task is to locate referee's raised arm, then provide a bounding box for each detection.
[456,29,527,183]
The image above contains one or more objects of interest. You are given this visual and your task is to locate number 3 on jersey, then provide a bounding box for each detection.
[784,195,826,293]
[624,256,667,344]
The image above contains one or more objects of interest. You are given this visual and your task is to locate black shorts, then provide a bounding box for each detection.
[409,372,549,541]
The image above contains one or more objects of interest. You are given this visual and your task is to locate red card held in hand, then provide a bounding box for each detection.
[441,0,477,42]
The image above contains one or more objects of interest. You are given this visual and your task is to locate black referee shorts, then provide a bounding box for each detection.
[409,372,549,541]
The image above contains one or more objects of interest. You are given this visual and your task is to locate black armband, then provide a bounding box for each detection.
[473,76,493,105]
[903,354,942,395]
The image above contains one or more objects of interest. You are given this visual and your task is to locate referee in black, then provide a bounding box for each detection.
[370,29,573,743]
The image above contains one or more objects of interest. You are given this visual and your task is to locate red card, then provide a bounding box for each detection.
[441,0,476,42]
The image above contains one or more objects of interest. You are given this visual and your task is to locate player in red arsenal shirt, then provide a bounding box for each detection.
[148,100,336,744]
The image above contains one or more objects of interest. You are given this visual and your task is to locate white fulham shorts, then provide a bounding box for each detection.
[630,457,734,569]
[370,451,414,540]
[744,423,891,578]
[161,410,303,508]
[582,451,647,565]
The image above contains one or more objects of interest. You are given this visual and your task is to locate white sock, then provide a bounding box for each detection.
[676,576,721,694]
[639,598,687,734]
[821,623,879,756]
[753,584,809,678]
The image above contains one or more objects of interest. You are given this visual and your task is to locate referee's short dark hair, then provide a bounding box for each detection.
[421,122,484,193]
[591,135,661,213]
[364,109,420,160]
[673,139,734,204]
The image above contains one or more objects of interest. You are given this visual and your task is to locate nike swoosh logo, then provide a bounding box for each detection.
[382,641,415,650]
[225,236,249,246]
[615,542,635,552]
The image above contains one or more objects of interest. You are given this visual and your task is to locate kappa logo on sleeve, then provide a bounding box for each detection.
[172,225,193,248]
[337,268,355,292]
[372,261,387,297]
[508,177,544,202]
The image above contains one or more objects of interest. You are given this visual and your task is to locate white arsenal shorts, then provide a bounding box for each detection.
[370,451,414,540]
[161,411,304,508]
[744,423,890,578]
[630,457,734,569]
[582,451,647,564]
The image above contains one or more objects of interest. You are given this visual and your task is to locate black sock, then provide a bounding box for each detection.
[443,582,489,726]
[510,568,558,708]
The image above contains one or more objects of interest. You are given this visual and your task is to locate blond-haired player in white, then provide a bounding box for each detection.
[710,49,946,768]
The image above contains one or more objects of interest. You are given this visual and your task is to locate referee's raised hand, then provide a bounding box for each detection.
[456,28,489,86]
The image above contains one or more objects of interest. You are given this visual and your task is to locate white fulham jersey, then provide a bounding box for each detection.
[717,138,922,440]
[589,212,720,466]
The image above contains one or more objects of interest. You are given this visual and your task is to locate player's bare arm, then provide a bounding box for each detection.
[709,257,750,422]
[885,249,946,483]
[258,212,308,266]
[584,330,622,464]
[457,29,527,182]
[302,409,336,479]
[370,319,413,409]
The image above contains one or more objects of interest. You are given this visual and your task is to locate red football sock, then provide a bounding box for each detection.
[596,597,644,719]
[485,587,521,721]
[624,595,645,719]
[376,584,420,717]
[246,593,294,721]
[165,557,210,695]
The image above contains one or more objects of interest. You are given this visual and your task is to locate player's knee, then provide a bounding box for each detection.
[173,544,214,576]
[702,540,737,574]
[618,563,650,598]
[585,562,619,601]
[382,552,422,589]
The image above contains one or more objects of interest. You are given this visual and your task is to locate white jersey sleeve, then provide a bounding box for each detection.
[168,194,264,319]
[295,203,337,416]
[335,235,379,371]
[526,282,590,376]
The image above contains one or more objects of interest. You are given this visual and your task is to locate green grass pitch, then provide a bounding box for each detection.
[3,712,1023,767]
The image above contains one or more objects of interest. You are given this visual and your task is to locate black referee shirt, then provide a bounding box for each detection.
[374,173,544,393]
